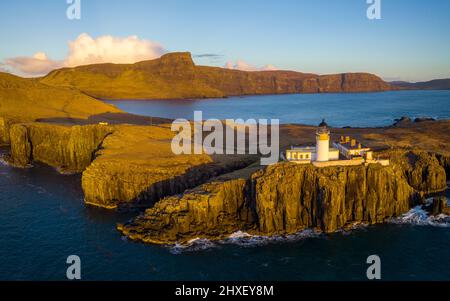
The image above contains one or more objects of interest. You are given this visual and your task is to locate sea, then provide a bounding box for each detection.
[104,90,450,127]
[0,90,449,281]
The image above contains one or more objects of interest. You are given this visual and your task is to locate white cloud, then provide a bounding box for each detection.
[4,53,63,77]
[64,33,165,67]
[225,60,278,72]
[0,63,11,74]
[3,33,167,77]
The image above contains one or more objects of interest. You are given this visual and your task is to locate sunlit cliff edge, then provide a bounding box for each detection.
[0,66,449,245]
[40,52,393,100]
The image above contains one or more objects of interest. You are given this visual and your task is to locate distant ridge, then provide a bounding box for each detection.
[0,72,121,121]
[391,79,450,90]
[40,52,393,100]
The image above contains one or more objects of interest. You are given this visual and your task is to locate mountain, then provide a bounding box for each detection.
[0,72,122,122]
[391,79,450,90]
[40,52,393,100]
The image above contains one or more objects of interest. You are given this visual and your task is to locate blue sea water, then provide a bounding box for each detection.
[1,91,450,281]
[105,90,450,127]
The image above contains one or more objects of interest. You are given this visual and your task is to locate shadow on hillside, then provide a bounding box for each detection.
[36,112,173,126]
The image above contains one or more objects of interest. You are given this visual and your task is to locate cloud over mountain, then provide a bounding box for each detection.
[225,60,277,72]
[2,33,166,77]
[4,53,63,77]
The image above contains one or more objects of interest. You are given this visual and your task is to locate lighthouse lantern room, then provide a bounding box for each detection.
[316,119,331,162]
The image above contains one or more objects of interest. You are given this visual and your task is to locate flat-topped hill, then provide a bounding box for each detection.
[40,52,393,100]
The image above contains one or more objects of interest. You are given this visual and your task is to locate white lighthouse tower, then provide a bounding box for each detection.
[315,119,330,162]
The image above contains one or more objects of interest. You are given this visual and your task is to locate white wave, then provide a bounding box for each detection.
[168,197,450,254]
[0,156,10,166]
[0,155,33,169]
[222,229,321,247]
[169,229,321,253]
[170,238,217,254]
[388,205,449,227]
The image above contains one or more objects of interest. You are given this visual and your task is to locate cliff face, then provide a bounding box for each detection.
[118,150,448,244]
[40,52,392,100]
[8,123,113,173]
[0,117,12,145]
[9,124,31,166]
[81,125,257,209]
[436,153,450,178]
[4,121,257,208]
[252,163,415,234]
[118,178,255,243]
[388,150,447,193]
[83,156,255,209]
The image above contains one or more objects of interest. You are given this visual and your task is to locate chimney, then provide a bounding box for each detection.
[351,139,356,147]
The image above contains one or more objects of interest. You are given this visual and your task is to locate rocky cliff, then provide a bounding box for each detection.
[81,125,258,209]
[119,151,448,245]
[8,122,113,173]
[3,120,258,208]
[40,52,393,100]
[393,151,448,193]
[118,178,256,243]
[0,117,12,145]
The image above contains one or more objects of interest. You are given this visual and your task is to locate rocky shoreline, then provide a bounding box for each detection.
[0,117,449,246]
[118,150,448,245]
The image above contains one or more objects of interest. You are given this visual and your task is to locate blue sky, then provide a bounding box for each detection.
[0,0,449,81]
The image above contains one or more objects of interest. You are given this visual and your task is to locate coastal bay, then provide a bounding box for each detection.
[0,68,449,280]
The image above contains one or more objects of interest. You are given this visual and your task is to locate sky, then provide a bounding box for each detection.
[0,0,449,82]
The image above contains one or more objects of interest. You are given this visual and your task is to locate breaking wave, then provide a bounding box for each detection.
[169,229,321,254]
[388,203,449,228]
[0,155,9,166]
[170,196,449,254]
[223,229,321,246]
[170,238,217,254]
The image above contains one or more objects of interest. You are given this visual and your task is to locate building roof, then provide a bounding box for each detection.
[335,141,370,150]
[318,119,328,127]
[289,146,316,152]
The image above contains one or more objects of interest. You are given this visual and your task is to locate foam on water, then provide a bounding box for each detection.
[169,229,322,254]
[388,203,449,227]
[170,197,450,254]
[222,229,321,246]
[0,155,9,166]
[170,238,217,254]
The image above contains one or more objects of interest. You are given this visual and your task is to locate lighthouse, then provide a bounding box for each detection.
[315,119,330,162]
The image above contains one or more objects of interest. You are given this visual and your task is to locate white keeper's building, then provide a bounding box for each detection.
[285,120,339,163]
[284,120,388,167]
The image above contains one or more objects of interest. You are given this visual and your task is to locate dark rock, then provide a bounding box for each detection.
[414,117,436,123]
[430,196,449,215]
[393,116,412,127]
